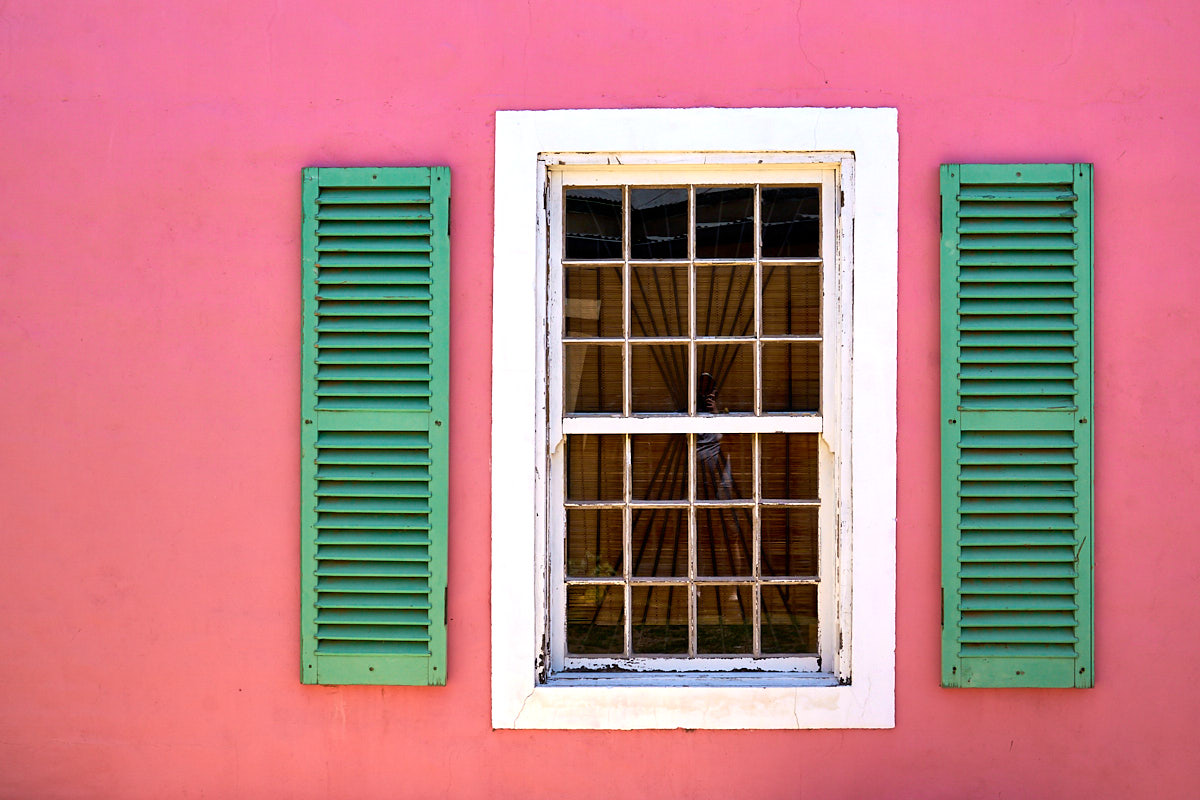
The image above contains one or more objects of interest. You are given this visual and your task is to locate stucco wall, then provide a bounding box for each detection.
[3,1,1199,796]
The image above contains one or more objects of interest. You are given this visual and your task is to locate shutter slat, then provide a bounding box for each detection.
[942,163,1093,688]
[302,166,449,686]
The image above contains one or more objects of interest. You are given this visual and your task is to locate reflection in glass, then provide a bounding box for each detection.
[631,434,688,502]
[696,346,753,413]
[760,507,818,577]
[761,584,817,654]
[631,586,689,654]
[565,188,622,260]
[567,584,625,654]
[761,264,820,336]
[695,432,752,501]
[760,434,818,499]
[762,342,820,412]
[565,266,623,338]
[631,266,688,337]
[697,585,753,654]
[761,186,819,258]
[564,343,622,414]
[565,434,623,502]
[695,187,753,259]
[631,507,687,577]
[566,508,623,578]
[631,188,688,259]
[696,265,754,336]
[631,344,687,413]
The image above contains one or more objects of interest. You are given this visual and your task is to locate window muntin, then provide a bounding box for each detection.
[548,168,842,674]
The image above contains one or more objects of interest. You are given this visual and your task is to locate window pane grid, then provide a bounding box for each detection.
[561,180,825,663]
[564,432,820,658]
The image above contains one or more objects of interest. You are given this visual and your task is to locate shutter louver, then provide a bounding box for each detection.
[302,167,449,685]
[940,163,1093,688]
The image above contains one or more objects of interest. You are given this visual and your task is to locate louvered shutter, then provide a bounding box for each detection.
[940,163,1093,688]
[301,167,449,685]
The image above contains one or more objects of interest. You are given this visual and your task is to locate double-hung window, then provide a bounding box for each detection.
[550,167,845,675]
[492,108,897,729]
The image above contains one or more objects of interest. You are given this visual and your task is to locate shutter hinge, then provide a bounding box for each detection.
[940,588,945,628]
[938,195,943,235]
[444,586,449,626]
[839,188,844,207]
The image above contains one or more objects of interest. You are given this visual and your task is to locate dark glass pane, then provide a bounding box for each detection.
[631,344,687,413]
[567,584,625,655]
[565,434,623,502]
[761,186,819,258]
[761,507,818,577]
[695,433,752,501]
[760,433,818,500]
[566,508,624,578]
[631,188,688,259]
[564,188,622,260]
[631,507,687,577]
[697,585,753,654]
[761,264,820,336]
[697,345,753,413]
[696,265,754,336]
[631,586,689,654]
[696,506,754,577]
[564,343,622,414]
[760,584,817,654]
[631,266,687,337]
[631,434,688,502]
[761,342,819,412]
[695,187,753,259]
[565,266,623,338]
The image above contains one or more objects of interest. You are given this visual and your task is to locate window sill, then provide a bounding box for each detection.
[498,678,890,730]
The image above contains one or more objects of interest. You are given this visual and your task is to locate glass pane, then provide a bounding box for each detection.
[630,266,687,337]
[696,265,754,337]
[631,434,688,502]
[631,344,687,413]
[565,266,623,338]
[761,186,819,258]
[761,264,820,336]
[631,586,689,654]
[631,188,688,259]
[631,507,687,577]
[566,508,624,578]
[761,342,819,412]
[695,187,753,259]
[565,188,622,260]
[696,506,754,577]
[760,507,818,577]
[695,433,752,500]
[696,345,753,413]
[564,343,622,414]
[567,584,625,655]
[697,585,753,654]
[566,434,623,502]
[760,584,817,654]
[760,433,818,500]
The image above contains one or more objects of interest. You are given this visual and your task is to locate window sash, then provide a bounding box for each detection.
[545,165,846,674]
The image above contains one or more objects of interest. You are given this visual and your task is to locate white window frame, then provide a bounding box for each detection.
[492,107,897,729]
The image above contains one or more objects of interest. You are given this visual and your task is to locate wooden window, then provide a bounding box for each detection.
[548,170,844,674]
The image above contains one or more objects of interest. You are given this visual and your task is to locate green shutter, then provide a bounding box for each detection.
[301,167,449,685]
[940,163,1093,688]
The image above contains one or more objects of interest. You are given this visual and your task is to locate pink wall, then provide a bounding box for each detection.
[3,0,1199,796]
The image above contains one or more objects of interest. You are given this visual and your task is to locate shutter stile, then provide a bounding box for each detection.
[302,167,449,685]
[941,164,1093,688]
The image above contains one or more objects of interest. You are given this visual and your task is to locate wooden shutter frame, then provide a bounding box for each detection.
[940,163,1093,688]
[301,166,450,685]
